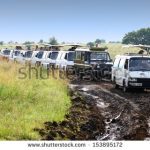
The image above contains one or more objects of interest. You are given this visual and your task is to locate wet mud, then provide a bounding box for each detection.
[35,81,150,140]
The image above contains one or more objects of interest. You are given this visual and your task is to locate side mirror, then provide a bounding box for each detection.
[21,53,24,57]
[124,64,128,70]
[64,54,68,60]
[109,59,113,62]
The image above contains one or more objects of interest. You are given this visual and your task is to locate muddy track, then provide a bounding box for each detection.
[35,80,150,140]
[34,85,105,140]
[72,81,150,140]
[102,82,150,140]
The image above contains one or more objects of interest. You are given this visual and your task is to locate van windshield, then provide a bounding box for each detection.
[24,51,33,58]
[3,50,10,55]
[14,51,20,56]
[129,57,150,71]
[68,52,74,61]
[50,52,58,60]
[36,51,44,59]
[91,52,110,61]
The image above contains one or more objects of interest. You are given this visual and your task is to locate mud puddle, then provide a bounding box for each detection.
[35,81,150,140]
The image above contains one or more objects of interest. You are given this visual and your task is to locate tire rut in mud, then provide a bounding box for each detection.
[34,81,150,140]
[92,82,150,140]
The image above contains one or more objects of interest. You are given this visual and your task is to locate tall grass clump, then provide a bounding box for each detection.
[0,62,71,140]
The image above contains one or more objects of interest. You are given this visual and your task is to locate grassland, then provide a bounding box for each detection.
[0,45,14,50]
[0,62,70,140]
[101,43,141,59]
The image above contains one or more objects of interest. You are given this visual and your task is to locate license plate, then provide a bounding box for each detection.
[134,83,142,86]
[129,83,143,86]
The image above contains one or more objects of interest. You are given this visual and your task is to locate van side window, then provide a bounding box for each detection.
[118,59,125,68]
[113,58,120,67]
[84,53,88,61]
[81,52,85,61]
[64,54,67,60]
[124,59,128,69]
[76,51,81,60]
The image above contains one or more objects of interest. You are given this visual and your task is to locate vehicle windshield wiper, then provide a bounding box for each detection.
[130,68,150,71]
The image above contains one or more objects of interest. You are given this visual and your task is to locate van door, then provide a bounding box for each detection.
[112,58,120,82]
[117,58,126,86]
[60,52,67,68]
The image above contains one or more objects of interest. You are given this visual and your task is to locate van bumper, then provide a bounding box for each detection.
[128,78,150,88]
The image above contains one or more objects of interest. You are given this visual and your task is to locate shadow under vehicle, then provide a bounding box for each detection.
[73,47,113,80]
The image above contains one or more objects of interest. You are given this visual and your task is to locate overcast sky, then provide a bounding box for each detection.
[0,0,149,43]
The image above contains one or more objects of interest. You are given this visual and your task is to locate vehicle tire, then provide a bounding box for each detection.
[113,77,119,89]
[66,67,72,75]
[63,66,66,71]
[46,64,49,70]
[137,88,144,92]
[123,81,128,92]
[141,88,145,92]
[115,83,119,89]
[35,62,37,67]
[35,62,39,67]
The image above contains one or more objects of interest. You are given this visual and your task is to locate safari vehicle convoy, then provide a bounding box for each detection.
[73,47,113,80]
[1,44,150,89]
[112,54,150,92]
[1,44,150,141]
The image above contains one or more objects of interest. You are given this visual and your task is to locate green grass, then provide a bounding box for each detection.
[0,62,71,140]
[0,45,15,50]
[102,43,141,59]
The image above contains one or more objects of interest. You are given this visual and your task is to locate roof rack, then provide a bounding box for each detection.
[90,47,108,51]
[75,48,90,52]
[124,53,147,56]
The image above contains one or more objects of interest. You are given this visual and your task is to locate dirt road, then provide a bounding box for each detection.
[69,81,150,140]
[37,80,150,140]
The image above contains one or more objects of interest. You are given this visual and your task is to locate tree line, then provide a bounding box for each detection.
[0,37,58,46]
[1,28,150,46]
[122,28,150,45]
[87,39,106,47]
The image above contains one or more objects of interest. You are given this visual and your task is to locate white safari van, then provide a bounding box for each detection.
[112,54,150,92]
[57,51,75,70]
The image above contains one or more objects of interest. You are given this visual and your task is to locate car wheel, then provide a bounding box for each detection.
[115,83,119,89]
[35,62,38,67]
[123,81,128,92]
[63,66,66,71]
[113,77,119,89]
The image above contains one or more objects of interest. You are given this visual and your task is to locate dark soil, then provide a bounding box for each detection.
[34,86,105,140]
[34,80,150,140]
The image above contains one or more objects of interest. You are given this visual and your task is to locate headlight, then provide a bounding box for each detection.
[67,65,73,68]
[129,78,137,82]
[97,65,100,68]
